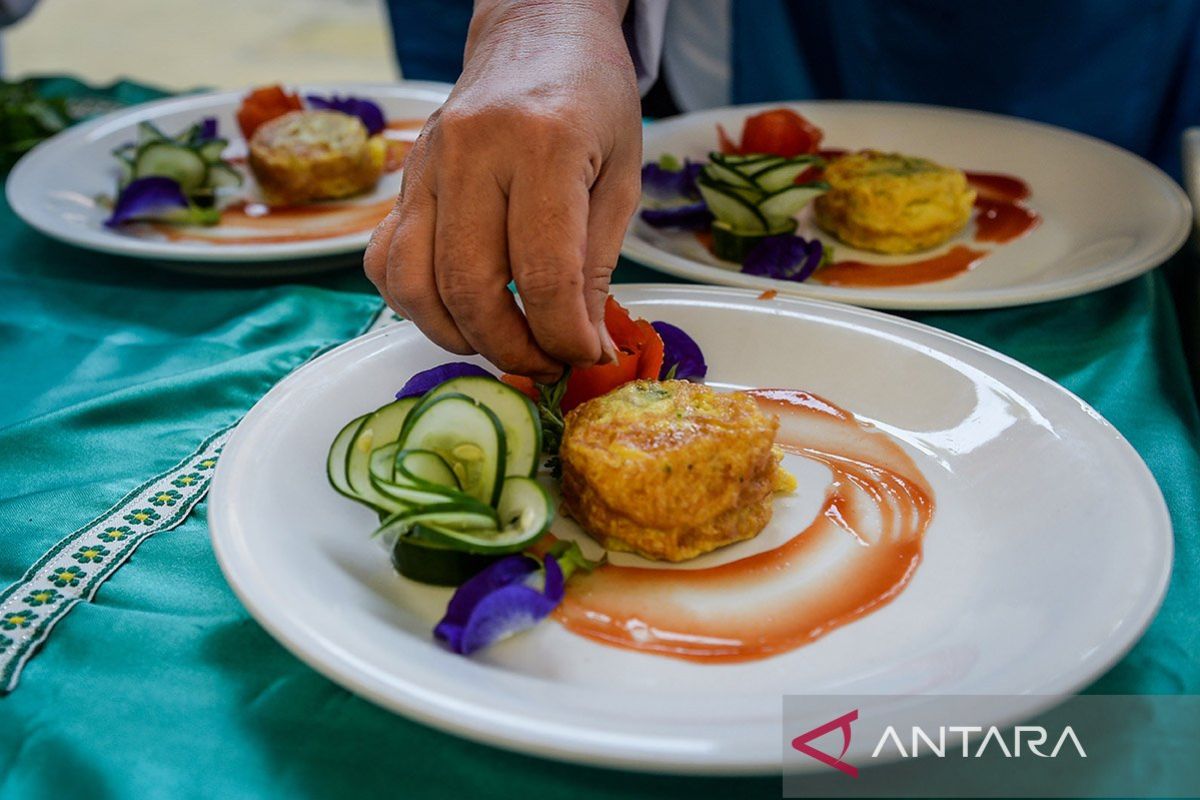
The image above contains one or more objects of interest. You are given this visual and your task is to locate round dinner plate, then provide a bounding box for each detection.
[625,101,1192,310]
[209,285,1171,774]
[5,81,451,274]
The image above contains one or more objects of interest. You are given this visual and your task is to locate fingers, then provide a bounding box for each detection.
[507,166,602,367]
[434,169,561,381]
[365,162,474,355]
[583,157,642,363]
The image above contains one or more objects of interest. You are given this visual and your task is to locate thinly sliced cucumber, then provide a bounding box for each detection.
[134,142,208,193]
[197,138,228,163]
[137,121,169,145]
[376,502,500,540]
[206,162,244,189]
[391,535,499,586]
[345,397,419,513]
[712,219,798,262]
[395,449,460,490]
[409,476,553,554]
[756,184,828,226]
[750,159,820,192]
[702,161,757,189]
[399,393,506,506]
[698,179,767,233]
[326,414,367,500]
[710,152,780,167]
[425,376,541,478]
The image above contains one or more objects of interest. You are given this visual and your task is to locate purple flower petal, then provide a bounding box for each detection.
[104,177,219,227]
[434,555,564,655]
[742,235,825,282]
[651,321,707,381]
[395,362,495,400]
[641,159,703,201]
[306,94,386,136]
[195,117,218,143]
[640,202,712,230]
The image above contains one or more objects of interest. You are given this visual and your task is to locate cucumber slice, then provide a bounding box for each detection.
[206,162,244,189]
[134,142,208,194]
[345,397,419,513]
[712,219,798,263]
[702,161,757,189]
[137,121,169,145]
[425,376,541,478]
[399,393,506,506]
[756,184,828,226]
[391,535,500,586]
[750,159,820,192]
[326,414,368,500]
[197,138,228,163]
[710,152,780,167]
[394,449,460,491]
[376,502,500,541]
[697,179,767,233]
[409,476,553,554]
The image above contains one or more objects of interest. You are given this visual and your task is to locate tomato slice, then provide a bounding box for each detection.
[236,85,303,140]
[733,109,824,157]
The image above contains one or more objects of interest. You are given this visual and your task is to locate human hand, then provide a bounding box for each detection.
[365,0,641,382]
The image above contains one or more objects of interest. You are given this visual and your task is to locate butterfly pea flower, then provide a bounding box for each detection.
[639,201,713,231]
[651,321,707,382]
[306,94,386,136]
[435,541,601,655]
[395,362,495,400]
[741,235,827,283]
[104,177,220,228]
[641,156,704,201]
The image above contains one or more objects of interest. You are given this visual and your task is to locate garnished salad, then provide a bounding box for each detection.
[326,298,706,655]
[103,85,388,229]
[640,108,832,282]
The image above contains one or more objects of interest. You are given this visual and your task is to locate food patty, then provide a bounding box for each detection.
[248,110,385,205]
[559,380,794,562]
[813,150,976,254]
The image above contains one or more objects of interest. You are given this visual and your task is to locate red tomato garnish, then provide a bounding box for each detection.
[236,85,304,141]
[717,108,824,158]
[501,297,665,413]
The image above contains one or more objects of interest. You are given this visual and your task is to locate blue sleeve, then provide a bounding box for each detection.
[731,0,1200,179]
[384,0,474,83]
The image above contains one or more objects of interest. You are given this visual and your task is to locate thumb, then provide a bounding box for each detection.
[584,164,641,364]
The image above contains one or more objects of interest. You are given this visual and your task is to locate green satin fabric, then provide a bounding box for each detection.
[1,81,1198,798]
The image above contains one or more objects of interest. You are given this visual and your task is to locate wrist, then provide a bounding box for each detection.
[466,0,630,61]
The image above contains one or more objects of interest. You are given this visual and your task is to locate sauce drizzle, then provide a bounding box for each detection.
[555,389,935,662]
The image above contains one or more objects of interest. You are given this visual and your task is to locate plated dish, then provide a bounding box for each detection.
[5,81,451,272]
[209,286,1172,773]
[625,102,1192,310]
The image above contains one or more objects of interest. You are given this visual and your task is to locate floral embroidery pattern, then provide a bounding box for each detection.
[123,507,161,526]
[50,567,86,588]
[195,458,218,471]
[172,473,201,488]
[1,612,37,631]
[98,526,132,542]
[71,545,110,564]
[150,489,183,507]
[22,589,60,607]
[0,635,11,655]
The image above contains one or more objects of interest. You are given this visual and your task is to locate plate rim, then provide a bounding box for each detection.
[208,284,1174,774]
[624,100,1193,310]
[5,80,452,265]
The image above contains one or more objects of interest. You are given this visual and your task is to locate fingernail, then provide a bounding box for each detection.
[597,322,619,365]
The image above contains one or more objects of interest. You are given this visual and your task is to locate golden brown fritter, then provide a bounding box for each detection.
[559,380,792,562]
[248,110,385,205]
[814,150,975,254]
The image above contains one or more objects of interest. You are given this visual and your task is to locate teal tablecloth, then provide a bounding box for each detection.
[1,80,1198,799]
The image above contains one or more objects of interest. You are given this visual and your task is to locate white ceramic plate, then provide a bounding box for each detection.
[6,81,451,273]
[625,102,1192,309]
[209,285,1171,774]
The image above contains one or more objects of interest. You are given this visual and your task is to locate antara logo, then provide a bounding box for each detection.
[791,711,1088,776]
[791,709,860,777]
